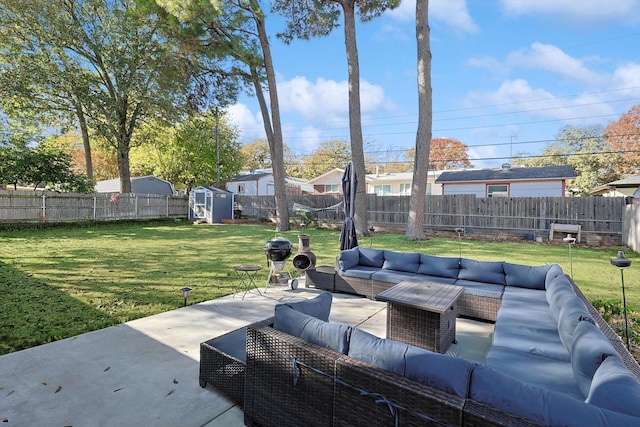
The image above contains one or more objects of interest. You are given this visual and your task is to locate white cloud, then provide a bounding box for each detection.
[226,103,265,142]
[499,0,640,23]
[388,0,479,34]
[507,43,601,84]
[277,76,393,124]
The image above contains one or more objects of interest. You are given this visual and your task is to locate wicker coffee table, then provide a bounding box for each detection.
[376,279,464,353]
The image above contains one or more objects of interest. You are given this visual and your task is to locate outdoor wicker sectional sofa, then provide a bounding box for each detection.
[200,249,640,426]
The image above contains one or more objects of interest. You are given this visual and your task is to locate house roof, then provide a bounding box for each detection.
[193,186,232,193]
[226,170,272,182]
[604,175,640,187]
[435,165,576,183]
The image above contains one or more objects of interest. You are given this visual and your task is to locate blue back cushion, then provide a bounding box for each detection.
[274,305,352,354]
[557,296,592,351]
[358,247,385,268]
[586,355,640,417]
[274,291,332,322]
[503,263,551,289]
[338,247,360,270]
[347,328,408,375]
[382,250,420,273]
[458,258,506,285]
[417,254,460,278]
[404,345,476,398]
[571,320,617,397]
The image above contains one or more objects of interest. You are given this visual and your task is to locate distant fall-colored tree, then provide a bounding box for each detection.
[404,137,471,171]
[605,104,640,178]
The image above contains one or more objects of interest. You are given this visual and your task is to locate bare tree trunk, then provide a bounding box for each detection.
[75,104,93,182]
[253,3,290,231]
[406,0,431,240]
[342,4,369,237]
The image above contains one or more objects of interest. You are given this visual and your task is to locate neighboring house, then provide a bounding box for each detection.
[590,175,640,197]
[435,164,576,197]
[225,169,312,196]
[95,176,174,195]
[306,168,348,194]
[367,171,443,196]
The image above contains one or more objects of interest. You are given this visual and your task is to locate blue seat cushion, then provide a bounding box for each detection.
[586,355,640,417]
[358,247,385,268]
[455,280,504,299]
[273,305,352,354]
[571,320,617,397]
[404,345,476,398]
[470,364,640,427]
[485,345,583,399]
[458,258,506,285]
[382,250,420,273]
[503,263,551,289]
[275,291,332,322]
[347,328,409,376]
[371,270,416,284]
[417,254,460,279]
[414,274,457,285]
[340,265,378,279]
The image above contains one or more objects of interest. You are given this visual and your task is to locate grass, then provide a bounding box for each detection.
[0,221,638,356]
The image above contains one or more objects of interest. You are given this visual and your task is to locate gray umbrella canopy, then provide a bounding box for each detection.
[340,161,358,250]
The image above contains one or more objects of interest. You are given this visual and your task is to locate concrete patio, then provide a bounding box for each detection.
[0,284,493,427]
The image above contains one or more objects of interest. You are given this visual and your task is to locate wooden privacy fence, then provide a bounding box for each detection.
[0,191,188,222]
[236,194,626,245]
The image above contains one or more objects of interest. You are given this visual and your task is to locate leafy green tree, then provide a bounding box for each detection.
[130,112,242,191]
[513,125,613,195]
[0,0,211,193]
[240,138,298,176]
[299,140,352,180]
[273,0,401,237]
[151,0,291,230]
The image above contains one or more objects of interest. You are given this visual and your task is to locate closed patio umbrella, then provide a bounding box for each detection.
[340,161,358,250]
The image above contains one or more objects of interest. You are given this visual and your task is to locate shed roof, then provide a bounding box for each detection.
[435,165,576,183]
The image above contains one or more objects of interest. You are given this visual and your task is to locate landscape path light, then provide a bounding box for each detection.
[180,287,192,307]
[563,234,576,277]
[610,251,632,350]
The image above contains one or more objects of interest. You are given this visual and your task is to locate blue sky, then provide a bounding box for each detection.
[227,0,640,169]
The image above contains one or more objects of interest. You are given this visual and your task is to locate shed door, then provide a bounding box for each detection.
[193,190,212,220]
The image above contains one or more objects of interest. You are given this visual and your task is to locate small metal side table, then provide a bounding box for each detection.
[233,265,263,300]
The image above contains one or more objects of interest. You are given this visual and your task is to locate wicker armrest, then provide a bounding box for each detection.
[244,324,344,427]
[334,356,466,426]
[199,317,273,406]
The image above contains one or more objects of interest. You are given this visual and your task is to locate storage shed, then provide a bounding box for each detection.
[189,186,234,224]
[95,176,174,195]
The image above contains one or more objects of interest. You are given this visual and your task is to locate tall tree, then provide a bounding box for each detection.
[605,104,640,178]
[152,0,291,230]
[273,0,401,237]
[406,0,432,240]
[0,0,204,193]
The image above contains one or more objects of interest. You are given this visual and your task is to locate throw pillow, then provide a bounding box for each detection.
[358,247,385,268]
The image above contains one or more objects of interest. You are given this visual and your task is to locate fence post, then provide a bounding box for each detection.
[41,194,46,221]
[166,196,169,217]
[93,196,97,220]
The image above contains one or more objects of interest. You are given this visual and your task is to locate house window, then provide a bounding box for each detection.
[237,183,245,194]
[487,184,509,197]
[426,183,432,195]
[400,183,411,196]
[324,184,339,193]
[374,185,391,196]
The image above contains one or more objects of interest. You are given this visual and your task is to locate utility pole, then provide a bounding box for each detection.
[215,107,220,187]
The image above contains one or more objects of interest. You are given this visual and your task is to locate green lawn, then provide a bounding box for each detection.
[0,221,637,356]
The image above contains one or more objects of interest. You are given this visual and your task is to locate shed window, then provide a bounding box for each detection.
[487,184,509,197]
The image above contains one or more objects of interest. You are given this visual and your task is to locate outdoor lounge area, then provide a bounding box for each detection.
[200,248,640,427]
